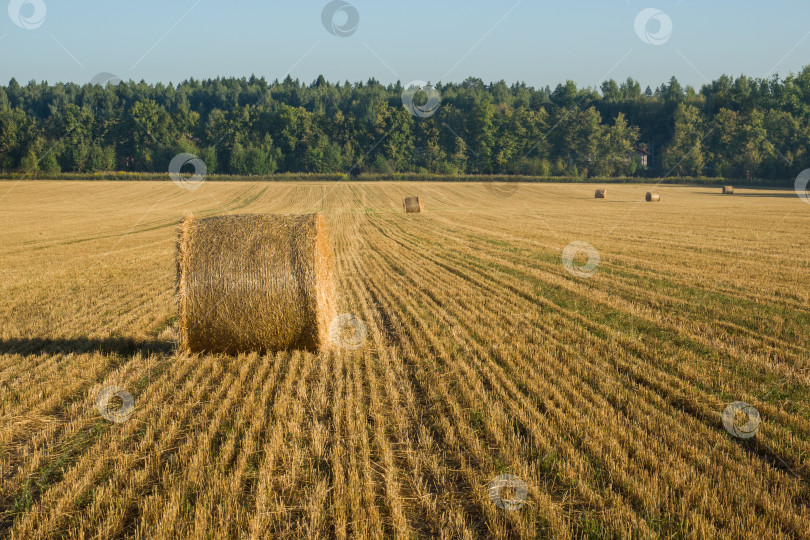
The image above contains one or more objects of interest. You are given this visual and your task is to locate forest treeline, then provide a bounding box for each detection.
[1,67,809,181]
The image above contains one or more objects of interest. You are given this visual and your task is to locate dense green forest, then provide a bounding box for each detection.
[1,67,810,181]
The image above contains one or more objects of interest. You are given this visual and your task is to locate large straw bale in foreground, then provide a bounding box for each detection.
[404,197,423,213]
[176,213,335,354]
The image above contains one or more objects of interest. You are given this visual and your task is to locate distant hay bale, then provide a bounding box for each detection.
[404,197,423,213]
[646,192,660,202]
[723,185,734,194]
[595,189,606,199]
[176,213,335,355]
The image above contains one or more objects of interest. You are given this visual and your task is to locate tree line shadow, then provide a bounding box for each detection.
[0,336,174,357]
[702,189,798,198]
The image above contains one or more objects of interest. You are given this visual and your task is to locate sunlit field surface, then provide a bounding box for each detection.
[0,181,808,539]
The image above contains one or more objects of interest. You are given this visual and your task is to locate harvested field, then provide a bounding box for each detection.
[0,181,808,539]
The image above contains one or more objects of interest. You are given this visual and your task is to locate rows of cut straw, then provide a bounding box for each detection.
[355,207,809,537]
[0,181,808,538]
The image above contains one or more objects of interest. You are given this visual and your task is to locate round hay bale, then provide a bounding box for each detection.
[645,192,660,202]
[723,185,734,194]
[404,197,423,213]
[176,213,335,355]
[594,189,606,199]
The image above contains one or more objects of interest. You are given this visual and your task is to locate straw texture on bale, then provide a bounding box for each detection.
[595,189,607,199]
[723,186,734,194]
[176,213,335,355]
[646,192,660,202]
[404,197,423,213]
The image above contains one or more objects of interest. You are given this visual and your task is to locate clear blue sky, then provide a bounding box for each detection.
[2,0,809,90]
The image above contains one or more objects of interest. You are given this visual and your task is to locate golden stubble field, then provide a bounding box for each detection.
[0,180,808,539]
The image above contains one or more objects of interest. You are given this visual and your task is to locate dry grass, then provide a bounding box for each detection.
[0,181,808,539]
